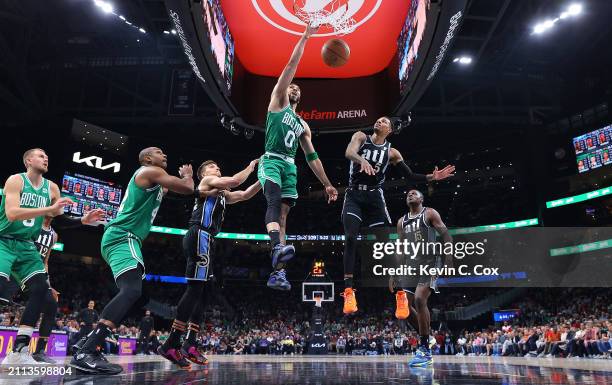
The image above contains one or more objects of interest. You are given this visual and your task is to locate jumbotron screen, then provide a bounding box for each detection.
[61,172,122,221]
[573,124,612,173]
[202,0,235,93]
[398,0,430,94]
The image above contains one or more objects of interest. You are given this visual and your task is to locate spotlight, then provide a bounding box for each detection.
[171,29,177,35]
[163,30,170,34]
[458,56,472,65]
[230,121,240,136]
[567,3,582,16]
[244,127,254,140]
[94,0,114,14]
[139,28,146,33]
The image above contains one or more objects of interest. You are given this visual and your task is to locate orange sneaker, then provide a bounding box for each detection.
[395,290,410,319]
[342,287,358,314]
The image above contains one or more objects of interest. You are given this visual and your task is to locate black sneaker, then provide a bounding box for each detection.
[71,337,87,355]
[32,351,56,364]
[69,351,123,374]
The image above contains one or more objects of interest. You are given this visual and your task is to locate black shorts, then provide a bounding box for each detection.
[182,226,214,281]
[342,188,391,227]
[393,254,441,294]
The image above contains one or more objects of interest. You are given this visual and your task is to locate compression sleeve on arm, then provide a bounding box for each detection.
[396,161,428,182]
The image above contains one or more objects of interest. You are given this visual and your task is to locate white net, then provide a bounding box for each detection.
[293,0,357,36]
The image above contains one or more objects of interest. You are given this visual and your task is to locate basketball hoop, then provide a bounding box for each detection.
[293,0,357,36]
[314,293,323,307]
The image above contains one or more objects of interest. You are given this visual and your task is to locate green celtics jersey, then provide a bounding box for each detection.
[0,174,51,241]
[265,105,305,159]
[108,167,163,241]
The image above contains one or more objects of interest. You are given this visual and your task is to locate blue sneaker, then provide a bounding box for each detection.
[270,244,296,268]
[409,346,433,367]
[267,269,291,291]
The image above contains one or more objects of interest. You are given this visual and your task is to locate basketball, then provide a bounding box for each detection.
[321,38,350,68]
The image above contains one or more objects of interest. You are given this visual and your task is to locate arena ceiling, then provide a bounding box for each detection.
[0,0,610,133]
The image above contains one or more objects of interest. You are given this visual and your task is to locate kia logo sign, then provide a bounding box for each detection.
[72,152,121,173]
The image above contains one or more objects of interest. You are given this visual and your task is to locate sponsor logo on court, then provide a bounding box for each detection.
[251,0,382,36]
[72,152,121,173]
[297,109,367,120]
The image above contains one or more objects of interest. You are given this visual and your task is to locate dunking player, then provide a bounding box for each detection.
[0,148,73,365]
[395,189,453,367]
[159,159,260,368]
[70,147,195,374]
[341,117,454,314]
[260,24,337,290]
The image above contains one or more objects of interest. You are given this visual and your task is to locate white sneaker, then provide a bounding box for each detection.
[1,351,41,366]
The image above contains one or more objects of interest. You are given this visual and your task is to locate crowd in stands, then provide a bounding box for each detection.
[2,284,608,360]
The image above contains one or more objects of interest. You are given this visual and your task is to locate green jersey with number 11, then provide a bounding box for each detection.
[108,167,163,241]
[265,105,305,159]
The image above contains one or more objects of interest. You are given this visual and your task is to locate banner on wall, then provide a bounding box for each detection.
[118,337,137,355]
[0,329,68,357]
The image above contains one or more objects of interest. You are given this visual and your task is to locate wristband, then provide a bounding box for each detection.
[306,152,319,162]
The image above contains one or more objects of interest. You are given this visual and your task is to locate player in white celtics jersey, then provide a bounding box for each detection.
[260,24,338,290]
[71,147,195,375]
[0,148,73,366]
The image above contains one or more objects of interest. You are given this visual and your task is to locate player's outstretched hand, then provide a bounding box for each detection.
[49,197,74,217]
[248,158,259,172]
[431,165,455,181]
[179,164,193,179]
[82,208,106,225]
[304,23,320,39]
[325,185,338,203]
[359,159,376,176]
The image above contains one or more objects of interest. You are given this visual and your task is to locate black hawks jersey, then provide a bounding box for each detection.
[348,135,391,188]
[188,193,226,236]
[35,226,56,260]
[400,208,437,244]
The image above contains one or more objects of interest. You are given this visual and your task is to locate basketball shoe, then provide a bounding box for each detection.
[270,244,295,268]
[395,290,410,319]
[341,287,358,314]
[267,269,291,290]
[409,345,433,367]
[157,345,192,369]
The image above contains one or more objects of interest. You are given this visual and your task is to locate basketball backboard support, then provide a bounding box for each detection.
[302,282,334,302]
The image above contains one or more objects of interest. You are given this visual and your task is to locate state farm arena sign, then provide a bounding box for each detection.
[297,109,367,120]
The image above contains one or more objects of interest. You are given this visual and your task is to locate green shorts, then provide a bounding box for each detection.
[0,236,46,289]
[101,227,145,281]
[257,154,298,203]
